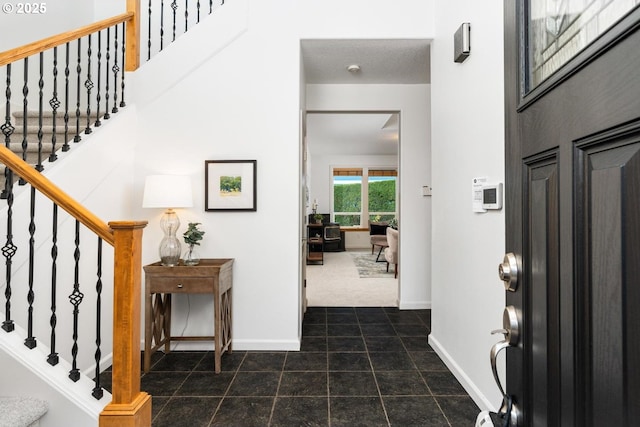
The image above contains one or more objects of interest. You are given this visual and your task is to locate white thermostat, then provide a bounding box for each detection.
[481,183,503,210]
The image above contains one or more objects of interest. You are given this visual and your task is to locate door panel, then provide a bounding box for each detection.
[504,2,640,426]
[526,159,560,426]
[577,130,640,425]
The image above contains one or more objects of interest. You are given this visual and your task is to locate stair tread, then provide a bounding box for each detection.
[0,397,48,427]
[13,110,102,117]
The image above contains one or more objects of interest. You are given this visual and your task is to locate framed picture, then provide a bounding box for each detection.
[205,160,257,211]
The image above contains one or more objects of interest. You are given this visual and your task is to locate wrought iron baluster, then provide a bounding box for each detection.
[104,28,110,121]
[148,0,152,60]
[112,26,119,114]
[74,39,82,143]
[84,34,93,135]
[120,23,126,108]
[209,0,212,14]
[1,64,14,199]
[185,0,189,33]
[36,52,44,171]
[171,0,178,41]
[1,169,16,332]
[160,0,165,52]
[92,238,104,400]
[68,220,83,382]
[20,58,28,184]
[197,0,200,23]
[24,186,37,349]
[47,203,59,365]
[49,47,60,162]
[95,32,102,127]
[62,43,71,152]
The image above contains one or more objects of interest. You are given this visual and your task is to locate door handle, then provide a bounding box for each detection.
[490,306,519,398]
[498,253,520,292]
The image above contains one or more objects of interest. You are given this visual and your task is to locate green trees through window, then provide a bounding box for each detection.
[333,169,396,226]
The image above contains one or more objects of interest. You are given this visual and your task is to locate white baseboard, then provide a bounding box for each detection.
[428,334,497,412]
[144,338,302,352]
[398,300,431,310]
[232,339,301,351]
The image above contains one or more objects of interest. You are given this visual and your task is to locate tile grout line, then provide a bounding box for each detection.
[207,351,247,427]
[363,311,392,427]
[325,308,332,427]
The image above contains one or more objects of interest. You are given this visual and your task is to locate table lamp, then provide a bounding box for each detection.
[142,175,193,266]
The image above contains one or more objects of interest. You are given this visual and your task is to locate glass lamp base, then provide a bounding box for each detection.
[159,235,181,267]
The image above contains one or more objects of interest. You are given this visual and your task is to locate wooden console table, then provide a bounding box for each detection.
[143,258,234,373]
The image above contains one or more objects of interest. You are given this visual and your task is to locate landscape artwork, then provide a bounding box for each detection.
[220,175,242,196]
[205,160,257,211]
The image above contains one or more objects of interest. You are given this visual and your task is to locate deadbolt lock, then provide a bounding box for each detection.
[498,253,520,292]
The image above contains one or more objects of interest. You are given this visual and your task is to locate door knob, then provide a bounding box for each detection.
[498,253,520,292]
[490,306,519,397]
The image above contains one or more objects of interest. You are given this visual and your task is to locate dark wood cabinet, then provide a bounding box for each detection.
[307,223,344,253]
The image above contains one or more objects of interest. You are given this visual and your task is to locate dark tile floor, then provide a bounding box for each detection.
[103,307,480,426]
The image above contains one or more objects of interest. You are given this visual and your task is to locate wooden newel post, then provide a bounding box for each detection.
[100,221,151,427]
[125,0,140,71]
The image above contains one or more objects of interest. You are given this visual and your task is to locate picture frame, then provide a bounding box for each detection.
[205,160,257,211]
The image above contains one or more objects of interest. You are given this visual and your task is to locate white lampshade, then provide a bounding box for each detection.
[142,175,194,208]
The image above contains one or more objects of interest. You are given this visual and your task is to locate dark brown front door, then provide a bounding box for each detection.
[504,2,640,426]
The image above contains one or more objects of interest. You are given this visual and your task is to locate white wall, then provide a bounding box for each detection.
[429,0,506,411]
[129,0,436,350]
[93,0,125,21]
[0,1,94,51]
[0,0,124,51]
[132,0,301,350]
[307,85,431,309]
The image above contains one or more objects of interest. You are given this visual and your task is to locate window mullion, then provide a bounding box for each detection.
[362,167,369,226]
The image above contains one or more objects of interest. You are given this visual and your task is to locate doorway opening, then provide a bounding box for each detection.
[299,38,431,316]
[303,111,400,307]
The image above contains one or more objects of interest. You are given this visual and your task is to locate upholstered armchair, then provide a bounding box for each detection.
[369,221,388,262]
[384,227,399,278]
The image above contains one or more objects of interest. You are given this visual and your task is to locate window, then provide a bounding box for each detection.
[333,168,362,226]
[368,169,397,223]
[332,167,396,227]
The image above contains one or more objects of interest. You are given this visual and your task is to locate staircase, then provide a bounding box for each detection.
[5,109,100,169]
[0,1,241,425]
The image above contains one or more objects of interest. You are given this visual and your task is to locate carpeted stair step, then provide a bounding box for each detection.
[0,396,48,427]
[12,110,104,127]
[1,110,95,174]
[0,109,108,186]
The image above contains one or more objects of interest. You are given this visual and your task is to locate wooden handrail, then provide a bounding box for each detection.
[0,12,135,68]
[0,146,114,245]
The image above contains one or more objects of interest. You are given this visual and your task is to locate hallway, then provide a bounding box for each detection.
[103,307,479,426]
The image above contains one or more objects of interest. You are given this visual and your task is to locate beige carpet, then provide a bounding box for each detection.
[305,249,398,307]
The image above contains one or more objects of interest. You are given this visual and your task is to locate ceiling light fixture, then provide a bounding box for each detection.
[346,64,361,73]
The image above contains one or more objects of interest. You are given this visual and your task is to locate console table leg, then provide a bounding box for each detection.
[164,294,172,353]
[214,292,221,373]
